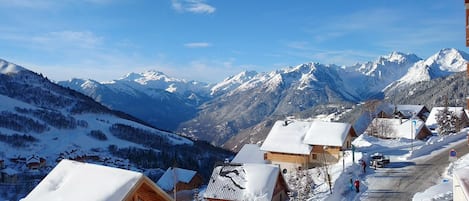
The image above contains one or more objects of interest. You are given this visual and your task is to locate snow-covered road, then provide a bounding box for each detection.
[361,139,469,200]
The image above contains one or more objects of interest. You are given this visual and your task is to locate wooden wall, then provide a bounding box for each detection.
[175,174,203,192]
[265,152,310,164]
[125,178,173,201]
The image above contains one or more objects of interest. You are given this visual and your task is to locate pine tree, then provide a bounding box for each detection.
[436,105,460,136]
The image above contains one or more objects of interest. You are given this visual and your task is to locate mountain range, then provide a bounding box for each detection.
[58,48,469,150]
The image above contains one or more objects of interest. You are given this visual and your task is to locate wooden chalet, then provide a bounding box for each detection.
[396,105,430,121]
[366,118,432,140]
[23,159,173,201]
[26,156,46,170]
[260,120,357,171]
[0,168,18,183]
[203,163,289,201]
[373,103,430,121]
[156,167,203,193]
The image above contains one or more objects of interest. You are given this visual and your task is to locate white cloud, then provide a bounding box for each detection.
[32,31,103,49]
[184,42,211,48]
[0,0,54,8]
[171,0,215,14]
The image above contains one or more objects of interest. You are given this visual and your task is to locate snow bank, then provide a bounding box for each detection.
[413,139,469,201]
[408,129,468,160]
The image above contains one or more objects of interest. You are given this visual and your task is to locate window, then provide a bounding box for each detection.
[311,154,317,160]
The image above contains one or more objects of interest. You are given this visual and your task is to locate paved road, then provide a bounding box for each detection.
[361,139,469,201]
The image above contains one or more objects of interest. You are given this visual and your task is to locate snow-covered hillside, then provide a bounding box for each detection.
[0,61,233,200]
[0,59,26,74]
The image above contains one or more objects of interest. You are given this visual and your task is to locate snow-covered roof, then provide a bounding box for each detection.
[303,121,352,147]
[156,167,197,191]
[204,164,280,201]
[376,103,426,118]
[368,118,426,139]
[22,159,160,201]
[1,167,18,175]
[426,107,467,129]
[260,120,312,155]
[231,144,267,164]
[396,105,426,118]
[27,156,40,164]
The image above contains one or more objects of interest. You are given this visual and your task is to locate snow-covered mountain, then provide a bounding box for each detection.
[0,61,232,200]
[56,48,468,149]
[385,48,469,92]
[59,70,213,131]
[177,49,467,148]
[340,51,422,98]
[179,62,360,145]
[210,70,259,96]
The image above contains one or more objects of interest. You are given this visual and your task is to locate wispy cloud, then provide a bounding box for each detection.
[303,8,401,44]
[0,0,55,8]
[309,49,380,66]
[171,0,215,14]
[184,42,211,48]
[376,19,461,52]
[0,0,111,8]
[32,31,103,49]
[0,30,103,51]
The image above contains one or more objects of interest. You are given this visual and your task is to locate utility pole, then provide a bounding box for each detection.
[465,0,469,109]
[322,146,332,194]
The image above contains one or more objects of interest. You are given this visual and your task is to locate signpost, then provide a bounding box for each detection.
[449,149,457,162]
[411,119,416,153]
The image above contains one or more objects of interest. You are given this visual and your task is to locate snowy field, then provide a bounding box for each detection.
[297,128,469,201]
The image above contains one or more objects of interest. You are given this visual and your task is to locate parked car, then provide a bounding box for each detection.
[369,152,390,168]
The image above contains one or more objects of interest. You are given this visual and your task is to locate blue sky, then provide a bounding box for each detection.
[0,0,465,83]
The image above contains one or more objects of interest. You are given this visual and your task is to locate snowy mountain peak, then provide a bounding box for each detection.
[121,70,179,84]
[384,51,421,64]
[0,59,27,74]
[232,70,258,81]
[210,70,258,95]
[385,48,469,92]
[354,51,421,76]
[425,48,469,72]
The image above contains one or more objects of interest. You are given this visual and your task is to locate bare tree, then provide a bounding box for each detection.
[368,118,395,139]
[363,100,383,135]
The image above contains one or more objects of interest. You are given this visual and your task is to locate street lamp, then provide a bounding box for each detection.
[411,118,417,154]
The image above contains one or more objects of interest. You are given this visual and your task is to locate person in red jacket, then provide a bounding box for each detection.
[354,179,360,193]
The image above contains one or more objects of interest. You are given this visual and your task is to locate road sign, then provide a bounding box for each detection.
[450,149,457,157]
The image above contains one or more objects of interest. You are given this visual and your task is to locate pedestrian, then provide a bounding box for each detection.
[354,179,360,193]
[373,160,377,170]
[361,160,366,173]
[350,178,354,191]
